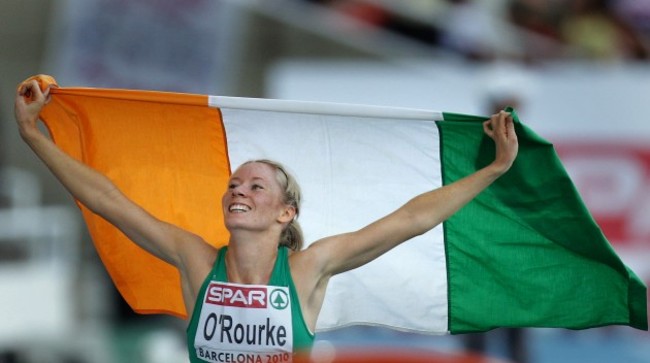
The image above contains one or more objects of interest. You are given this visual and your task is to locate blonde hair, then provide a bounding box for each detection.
[241,159,304,252]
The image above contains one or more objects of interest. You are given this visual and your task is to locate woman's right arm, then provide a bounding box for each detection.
[14,80,212,269]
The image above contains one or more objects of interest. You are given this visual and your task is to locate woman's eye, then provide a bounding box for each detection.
[252,184,263,190]
[228,183,238,189]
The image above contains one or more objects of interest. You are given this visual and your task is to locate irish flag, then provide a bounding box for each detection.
[28,75,647,334]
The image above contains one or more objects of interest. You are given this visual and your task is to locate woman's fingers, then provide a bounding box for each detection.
[483,111,519,172]
[17,79,46,104]
[484,111,510,139]
[483,120,494,137]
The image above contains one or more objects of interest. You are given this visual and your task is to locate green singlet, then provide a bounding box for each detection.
[186,246,315,362]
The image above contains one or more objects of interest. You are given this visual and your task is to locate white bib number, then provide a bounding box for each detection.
[195,281,293,362]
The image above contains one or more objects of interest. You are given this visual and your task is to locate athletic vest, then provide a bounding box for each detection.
[186,246,315,362]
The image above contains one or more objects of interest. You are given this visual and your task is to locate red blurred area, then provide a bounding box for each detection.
[555,142,650,248]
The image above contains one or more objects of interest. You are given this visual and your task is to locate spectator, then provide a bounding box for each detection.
[560,0,648,60]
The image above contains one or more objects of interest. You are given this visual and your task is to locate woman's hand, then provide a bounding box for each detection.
[483,110,519,175]
[14,79,51,140]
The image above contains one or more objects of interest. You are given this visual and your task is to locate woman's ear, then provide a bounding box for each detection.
[278,205,296,224]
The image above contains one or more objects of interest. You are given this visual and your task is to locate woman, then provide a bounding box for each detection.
[15,80,518,361]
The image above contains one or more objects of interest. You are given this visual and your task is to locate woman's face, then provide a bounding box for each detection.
[222,162,293,233]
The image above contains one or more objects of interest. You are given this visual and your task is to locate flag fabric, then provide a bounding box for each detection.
[29,75,647,333]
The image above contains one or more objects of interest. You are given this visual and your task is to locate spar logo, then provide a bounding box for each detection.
[205,283,266,308]
[269,289,289,310]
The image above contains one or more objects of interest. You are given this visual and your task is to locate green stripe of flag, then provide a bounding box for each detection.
[438,109,647,333]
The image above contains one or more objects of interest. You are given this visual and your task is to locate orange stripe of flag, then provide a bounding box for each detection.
[34,76,230,318]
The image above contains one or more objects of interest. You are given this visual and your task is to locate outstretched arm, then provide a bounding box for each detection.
[14,80,213,270]
[303,111,519,277]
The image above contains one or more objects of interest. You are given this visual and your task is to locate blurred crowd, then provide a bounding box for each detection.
[2,1,648,362]
[304,0,650,63]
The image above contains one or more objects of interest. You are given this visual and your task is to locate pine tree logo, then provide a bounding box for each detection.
[269,289,289,310]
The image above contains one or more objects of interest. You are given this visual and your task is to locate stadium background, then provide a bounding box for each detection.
[1,1,649,362]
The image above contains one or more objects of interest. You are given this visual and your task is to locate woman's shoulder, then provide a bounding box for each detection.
[288,239,333,278]
[179,238,220,273]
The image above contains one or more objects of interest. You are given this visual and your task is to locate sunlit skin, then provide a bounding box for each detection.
[222,163,295,236]
[14,79,518,336]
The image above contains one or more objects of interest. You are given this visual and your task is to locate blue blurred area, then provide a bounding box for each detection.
[316,326,650,363]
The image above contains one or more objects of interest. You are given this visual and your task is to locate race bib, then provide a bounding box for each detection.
[194,281,293,363]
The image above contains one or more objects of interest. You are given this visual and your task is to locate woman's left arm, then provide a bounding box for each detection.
[306,110,519,276]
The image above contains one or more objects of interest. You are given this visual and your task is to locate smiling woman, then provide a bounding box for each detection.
[226,160,304,253]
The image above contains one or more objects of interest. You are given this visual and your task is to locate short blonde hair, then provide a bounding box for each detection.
[241,159,304,252]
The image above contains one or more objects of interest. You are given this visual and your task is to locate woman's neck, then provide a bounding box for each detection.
[225,232,279,285]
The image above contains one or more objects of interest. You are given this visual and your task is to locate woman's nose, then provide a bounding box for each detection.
[231,186,245,197]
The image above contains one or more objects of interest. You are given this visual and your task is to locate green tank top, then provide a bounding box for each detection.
[186,246,314,362]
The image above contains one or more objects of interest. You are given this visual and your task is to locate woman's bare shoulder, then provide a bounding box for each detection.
[178,236,219,278]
